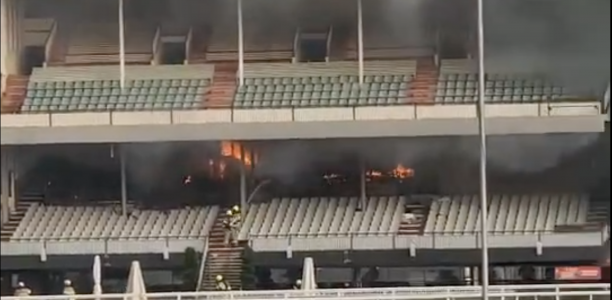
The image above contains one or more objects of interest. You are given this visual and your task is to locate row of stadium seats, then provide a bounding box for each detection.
[434,60,573,104]
[237,196,406,239]
[14,59,586,113]
[8,204,219,241]
[424,194,589,235]
[22,65,214,112]
[2,194,597,241]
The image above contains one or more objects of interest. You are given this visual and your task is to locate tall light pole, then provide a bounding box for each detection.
[476,0,490,298]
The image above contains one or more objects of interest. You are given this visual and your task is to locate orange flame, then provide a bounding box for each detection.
[392,164,414,179]
[323,164,414,183]
[221,141,253,166]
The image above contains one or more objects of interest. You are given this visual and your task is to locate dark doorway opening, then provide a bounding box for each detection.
[161,42,186,65]
[22,46,45,75]
[299,38,327,62]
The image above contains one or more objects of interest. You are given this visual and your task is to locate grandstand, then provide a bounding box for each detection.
[1,0,610,295]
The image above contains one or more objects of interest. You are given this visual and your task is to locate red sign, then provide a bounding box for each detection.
[555,266,602,280]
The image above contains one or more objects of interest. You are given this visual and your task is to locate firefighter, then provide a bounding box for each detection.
[229,205,241,245]
[215,275,231,291]
[14,282,32,297]
[63,279,76,296]
[293,279,302,290]
[223,210,235,245]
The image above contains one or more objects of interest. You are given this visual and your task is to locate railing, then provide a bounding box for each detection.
[0,99,603,128]
[1,235,207,256]
[195,237,210,292]
[326,25,333,63]
[1,283,610,300]
[249,225,609,239]
[151,25,161,65]
[247,226,608,252]
[43,20,58,67]
[185,26,194,65]
[292,27,301,64]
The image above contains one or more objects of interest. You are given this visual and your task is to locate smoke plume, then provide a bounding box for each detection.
[484,0,610,95]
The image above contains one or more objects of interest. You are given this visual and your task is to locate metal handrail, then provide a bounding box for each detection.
[0,283,610,300]
[195,237,209,292]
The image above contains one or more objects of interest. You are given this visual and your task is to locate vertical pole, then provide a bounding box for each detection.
[1,147,9,223]
[239,147,247,219]
[1,0,7,75]
[118,0,126,89]
[120,146,128,217]
[359,160,366,209]
[476,0,489,297]
[357,0,364,84]
[237,0,244,86]
[604,82,610,116]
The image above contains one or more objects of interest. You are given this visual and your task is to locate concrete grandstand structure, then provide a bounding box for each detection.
[1,0,609,144]
[0,0,610,294]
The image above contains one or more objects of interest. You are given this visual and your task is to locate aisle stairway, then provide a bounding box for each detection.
[203,63,237,108]
[199,212,243,291]
[408,58,438,104]
[1,75,28,114]
[398,199,429,235]
[1,199,38,241]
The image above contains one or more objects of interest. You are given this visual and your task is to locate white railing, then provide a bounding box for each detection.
[0,283,609,300]
[326,25,333,63]
[151,25,161,65]
[43,20,58,67]
[195,237,210,292]
[292,27,301,64]
[185,26,194,65]
[1,101,603,129]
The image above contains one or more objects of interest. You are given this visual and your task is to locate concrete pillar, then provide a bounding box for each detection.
[1,0,23,74]
[1,147,17,218]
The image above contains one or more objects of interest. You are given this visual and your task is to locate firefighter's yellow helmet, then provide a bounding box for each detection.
[216,275,223,281]
[226,210,232,216]
[232,205,240,213]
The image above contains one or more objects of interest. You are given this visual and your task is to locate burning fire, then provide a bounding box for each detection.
[221,141,254,166]
[324,164,414,184]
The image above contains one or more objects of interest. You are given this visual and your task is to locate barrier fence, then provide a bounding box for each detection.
[2,283,610,300]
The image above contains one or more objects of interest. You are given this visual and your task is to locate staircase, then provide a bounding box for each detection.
[587,200,610,226]
[203,64,237,109]
[1,75,28,114]
[398,202,429,235]
[1,200,36,241]
[199,212,243,291]
[407,58,438,104]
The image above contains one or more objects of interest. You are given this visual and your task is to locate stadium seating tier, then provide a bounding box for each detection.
[238,196,406,239]
[435,60,573,104]
[424,194,590,235]
[9,204,219,241]
[234,61,416,108]
[22,65,214,113]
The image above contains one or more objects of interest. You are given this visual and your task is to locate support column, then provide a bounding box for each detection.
[118,0,126,89]
[356,0,364,84]
[237,0,244,86]
[1,0,8,75]
[359,160,366,210]
[1,147,17,220]
[119,147,128,217]
[1,148,10,223]
[239,147,247,218]
[1,0,23,74]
